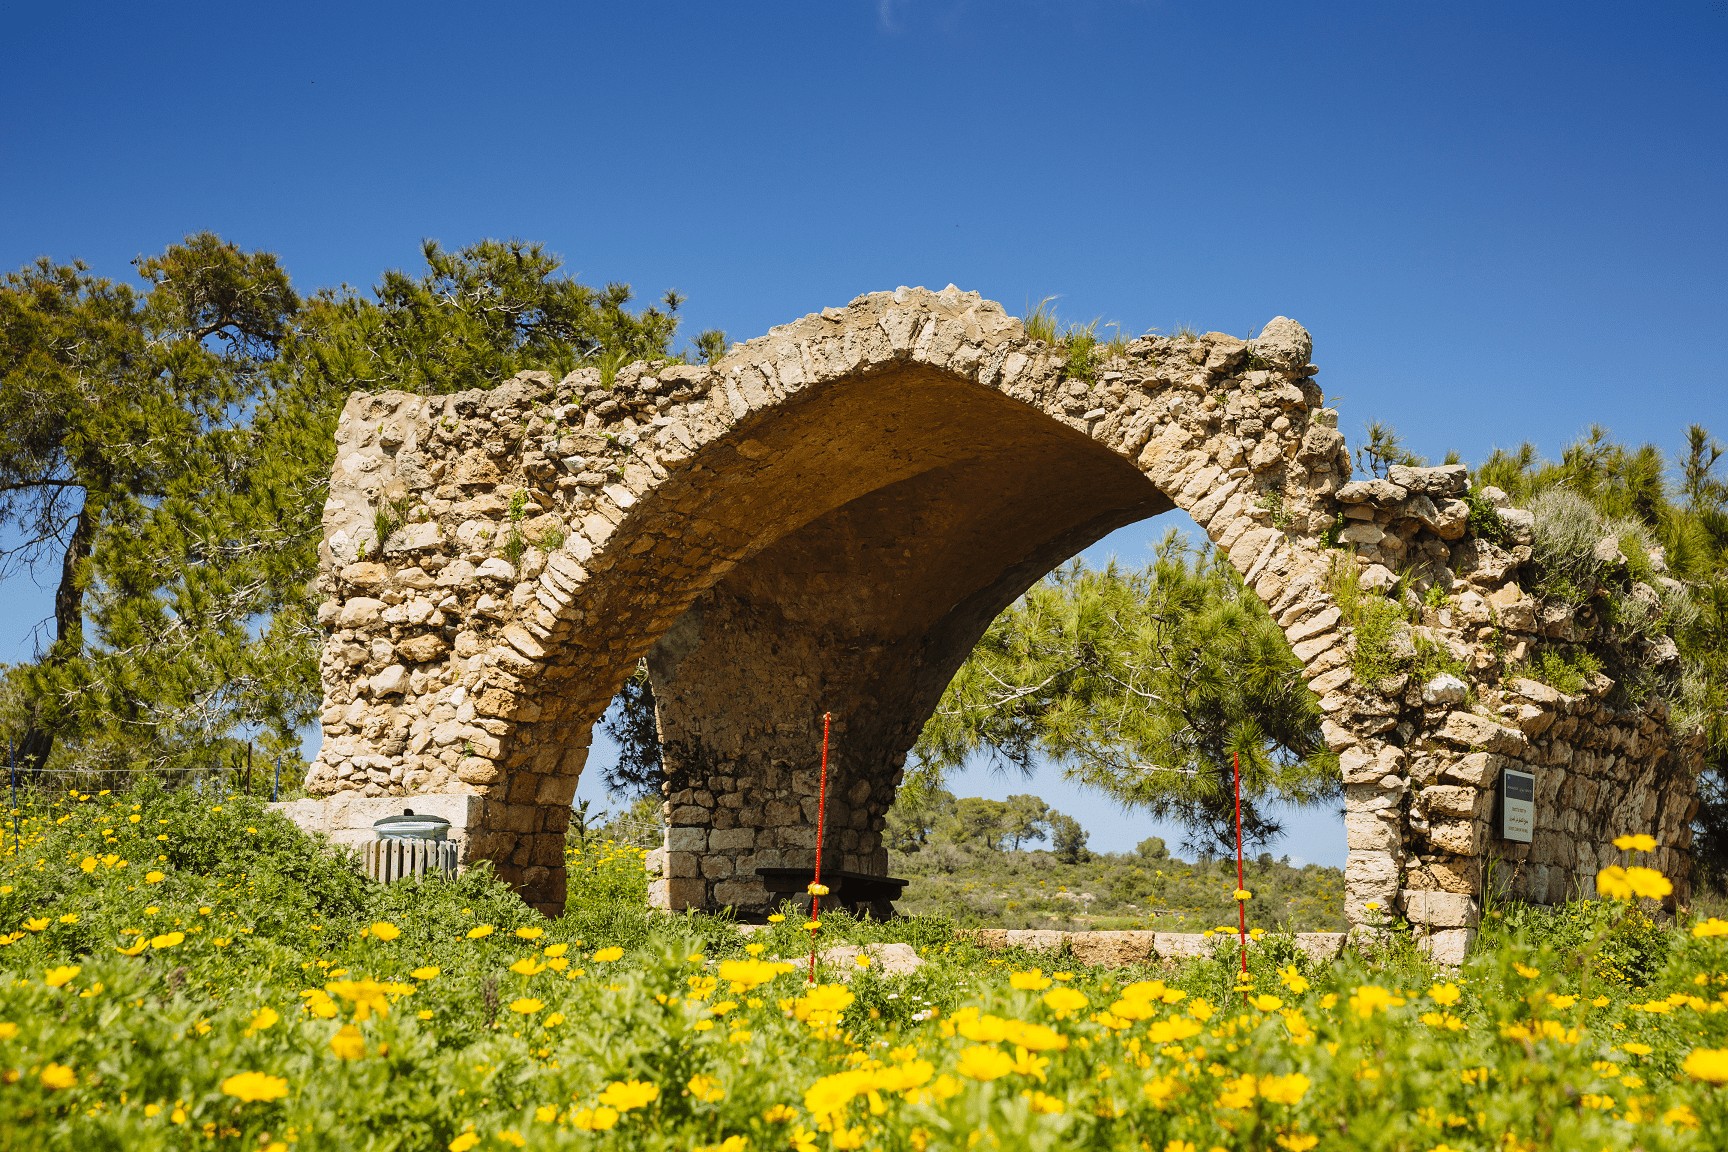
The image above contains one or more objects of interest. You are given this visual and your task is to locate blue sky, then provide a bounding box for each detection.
[4,2,1725,865]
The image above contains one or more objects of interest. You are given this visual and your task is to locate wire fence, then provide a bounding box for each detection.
[2,738,292,822]
[588,809,665,851]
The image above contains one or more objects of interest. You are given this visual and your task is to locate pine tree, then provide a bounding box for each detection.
[913,532,1338,854]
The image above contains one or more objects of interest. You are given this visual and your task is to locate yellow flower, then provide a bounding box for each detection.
[150,931,185,950]
[1146,1017,1204,1045]
[449,1134,480,1152]
[221,1071,289,1102]
[1023,1089,1065,1114]
[1428,982,1463,1007]
[1233,888,1252,901]
[44,965,80,989]
[1259,1073,1311,1106]
[246,1007,280,1035]
[767,913,786,924]
[1624,866,1672,899]
[326,978,396,1021]
[496,1132,526,1148]
[145,871,165,884]
[38,1063,76,1090]
[0,1022,16,1040]
[1348,985,1403,1018]
[955,1045,1016,1081]
[411,966,441,980]
[1216,1073,1257,1109]
[591,946,624,963]
[719,957,794,992]
[514,926,544,940]
[509,958,545,976]
[1277,965,1310,994]
[112,939,145,957]
[597,1079,659,1111]
[1277,1135,1319,1151]
[1597,865,1672,900]
[509,998,544,1015]
[79,856,97,873]
[542,1011,564,1028]
[1042,987,1088,1016]
[572,1106,620,1131]
[1513,963,1541,979]
[23,917,49,932]
[1010,968,1052,991]
[793,983,855,1024]
[465,924,495,939]
[329,1023,366,1060]
[369,921,400,941]
[542,943,568,958]
[1613,834,1658,853]
[1251,994,1284,1012]
[1683,1048,1728,1084]
[806,882,830,896]
[1692,918,1728,939]
[687,1073,725,1103]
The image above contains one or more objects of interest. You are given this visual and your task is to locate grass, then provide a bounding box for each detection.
[1327,555,1413,688]
[889,842,1345,932]
[1022,299,1128,384]
[1,784,1726,1149]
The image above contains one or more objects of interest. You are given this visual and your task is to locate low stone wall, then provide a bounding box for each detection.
[965,929,1347,967]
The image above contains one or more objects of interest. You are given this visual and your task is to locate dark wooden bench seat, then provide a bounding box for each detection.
[755,867,908,917]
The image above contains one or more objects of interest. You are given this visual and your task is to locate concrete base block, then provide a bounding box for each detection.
[271,792,482,862]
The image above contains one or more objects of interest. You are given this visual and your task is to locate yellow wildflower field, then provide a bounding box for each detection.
[0,786,1724,1149]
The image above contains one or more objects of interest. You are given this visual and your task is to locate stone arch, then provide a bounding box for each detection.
[286,287,1700,960]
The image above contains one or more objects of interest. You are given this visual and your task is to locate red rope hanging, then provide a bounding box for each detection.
[808,712,832,984]
[1233,749,1249,976]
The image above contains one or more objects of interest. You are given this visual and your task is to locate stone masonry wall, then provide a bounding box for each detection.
[290,286,1700,952]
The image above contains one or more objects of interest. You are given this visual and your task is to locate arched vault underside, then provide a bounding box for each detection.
[282,287,1700,961]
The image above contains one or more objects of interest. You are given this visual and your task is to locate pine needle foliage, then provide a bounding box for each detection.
[0,236,682,782]
[915,533,1338,855]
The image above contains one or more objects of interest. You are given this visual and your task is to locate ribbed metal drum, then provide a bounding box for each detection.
[363,809,459,883]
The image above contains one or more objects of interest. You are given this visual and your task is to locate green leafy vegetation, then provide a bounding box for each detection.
[3,785,1728,1148]
[1475,426,1728,883]
[883,783,1344,930]
[1326,556,1412,688]
[914,535,1338,855]
[1530,648,1606,696]
[0,237,697,782]
[1021,298,1123,384]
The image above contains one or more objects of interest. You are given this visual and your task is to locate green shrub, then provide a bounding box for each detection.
[1530,648,1605,695]
[1329,557,1412,686]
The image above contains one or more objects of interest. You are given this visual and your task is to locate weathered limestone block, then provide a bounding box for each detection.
[1438,711,1529,756]
[1402,888,1478,929]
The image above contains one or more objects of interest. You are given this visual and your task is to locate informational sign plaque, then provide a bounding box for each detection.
[1502,768,1535,843]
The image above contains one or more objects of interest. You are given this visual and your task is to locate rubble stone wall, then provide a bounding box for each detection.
[291,286,1699,954]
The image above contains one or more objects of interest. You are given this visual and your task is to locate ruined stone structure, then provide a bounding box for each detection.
[282,286,1700,962]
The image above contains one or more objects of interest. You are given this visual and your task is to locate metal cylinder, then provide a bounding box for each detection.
[362,836,459,884]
